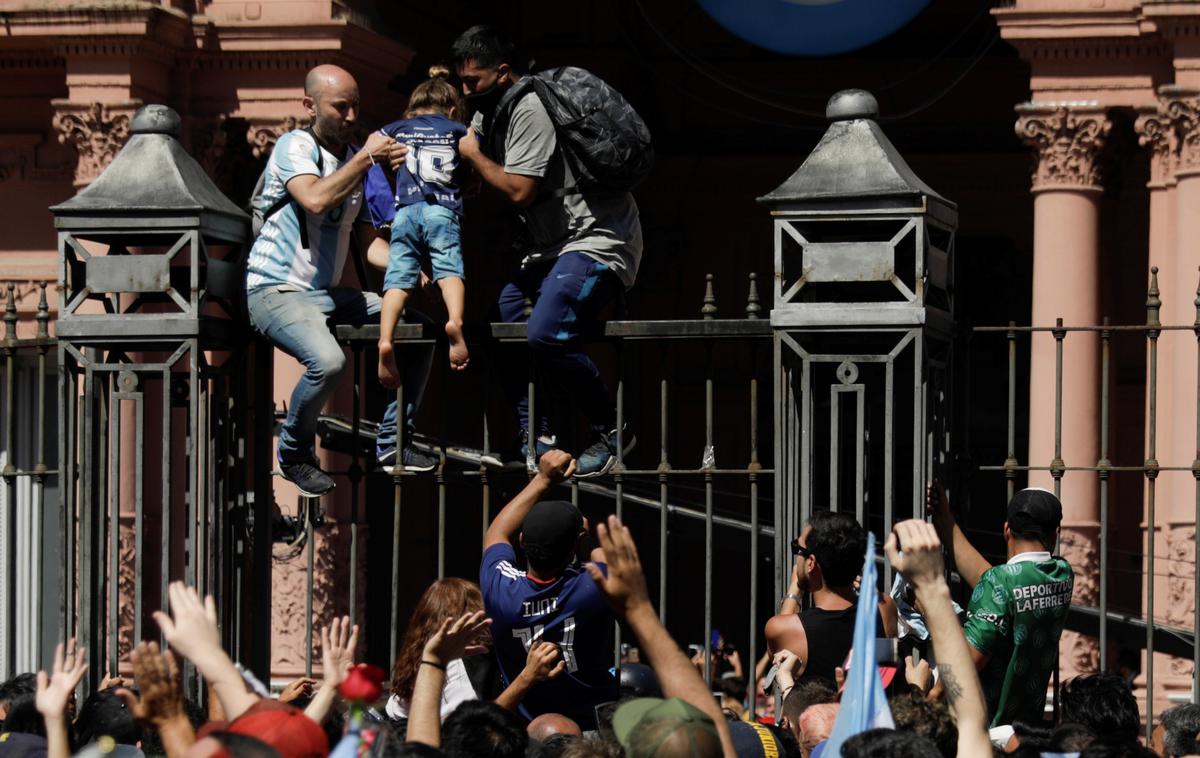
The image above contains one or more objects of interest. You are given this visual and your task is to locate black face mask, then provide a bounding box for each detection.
[465,82,505,117]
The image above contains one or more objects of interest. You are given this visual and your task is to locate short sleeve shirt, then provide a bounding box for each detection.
[963,553,1074,727]
[471,92,643,289]
[246,129,366,293]
[480,543,617,728]
[381,114,469,214]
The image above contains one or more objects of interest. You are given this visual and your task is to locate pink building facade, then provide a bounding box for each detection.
[0,0,1196,714]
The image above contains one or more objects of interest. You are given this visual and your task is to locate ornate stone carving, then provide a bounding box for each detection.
[249,115,310,160]
[1015,104,1112,191]
[192,115,259,205]
[1166,525,1195,627]
[1135,108,1177,187]
[1160,88,1200,177]
[51,101,139,187]
[1060,524,1099,606]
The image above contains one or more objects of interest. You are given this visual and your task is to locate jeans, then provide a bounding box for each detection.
[247,286,432,459]
[496,252,619,435]
[385,204,464,290]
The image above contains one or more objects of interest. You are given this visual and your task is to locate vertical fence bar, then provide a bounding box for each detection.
[658,348,669,623]
[747,340,760,707]
[1098,318,1110,671]
[59,342,72,645]
[106,386,119,672]
[350,345,362,624]
[390,381,405,662]
[1051,317,1065,720]
[1193,271,1200,702]
[613,340,626,667]
[305,496,315,678]
[1006,322,1017,503]
[35,283,48,665]
[160,366,171,649]
[1145,270,1160,741]
[703,341,714,686]
[2,284,16,675]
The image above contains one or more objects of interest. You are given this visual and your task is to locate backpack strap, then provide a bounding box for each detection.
[260,127,327,249]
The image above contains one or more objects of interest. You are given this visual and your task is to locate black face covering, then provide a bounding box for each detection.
[465,82,505,118]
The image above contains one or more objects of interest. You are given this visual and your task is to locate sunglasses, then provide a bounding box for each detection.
[790,538,812,558]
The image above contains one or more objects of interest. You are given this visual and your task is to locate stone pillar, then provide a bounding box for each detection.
[1016,103,1112,676]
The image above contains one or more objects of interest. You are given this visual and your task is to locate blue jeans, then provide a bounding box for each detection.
[496,252,619,435]
[384,204,464,290]
[247,286,432,460]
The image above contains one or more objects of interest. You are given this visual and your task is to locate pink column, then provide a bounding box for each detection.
[1016,104,1112,676]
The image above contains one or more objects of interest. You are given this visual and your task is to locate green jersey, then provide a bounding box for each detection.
[962,552,1074,727]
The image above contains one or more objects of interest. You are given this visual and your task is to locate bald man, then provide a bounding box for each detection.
[527,713,582,743]
[247,64,438,497]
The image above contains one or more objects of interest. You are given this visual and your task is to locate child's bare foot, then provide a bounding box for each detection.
[378,342,401,388]
[445,320,469,371]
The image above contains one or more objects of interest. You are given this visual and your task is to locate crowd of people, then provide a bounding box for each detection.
[2,454,1197,757]
[2,19,1195,758]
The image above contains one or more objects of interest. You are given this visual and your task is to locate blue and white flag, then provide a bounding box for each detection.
[823,532,894,755]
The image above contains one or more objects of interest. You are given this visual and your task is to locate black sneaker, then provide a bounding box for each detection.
[278,456,336,497]
[377,444,439,472]
[575,426,637,478]
[480,432,558,471]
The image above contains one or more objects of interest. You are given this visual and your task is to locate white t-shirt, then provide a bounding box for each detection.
[385,658,478,721]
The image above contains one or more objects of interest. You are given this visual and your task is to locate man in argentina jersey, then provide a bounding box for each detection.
[246,64,437,497]
[480,451,617,728]
[930,483,1074,728]
[381,114,468,213]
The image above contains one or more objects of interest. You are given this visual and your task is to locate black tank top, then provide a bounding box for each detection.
[797,605,887,685]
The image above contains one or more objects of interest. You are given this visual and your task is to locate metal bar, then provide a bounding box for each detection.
[160,367,170,649]
[350,345,361,624]
[1194,270,1200,702]
[58,343,72,645]
[659,347,669,622]
[1006,323,1017,503]
[1098,318,1110,670]
[305,497,314,679]
[134,395,144,645]
[2,312,14,677]
[1051,318,1065,722]
[1146,291,1160,742]
[703,342,714,687]
[747,340,760,709]
[614,338,626,667]
[390,376,405,662]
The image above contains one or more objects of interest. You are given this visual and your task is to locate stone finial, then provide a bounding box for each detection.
[745,273,761,320]
[825,89,879,121]
[701,274,717,320]
[3,283,15,342]
[36,282,48,339]
[1014,103,1112,192]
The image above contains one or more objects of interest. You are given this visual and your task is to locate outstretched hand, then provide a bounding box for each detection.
[115,641,185,726]
[319,615,360,689]
[153,581,221,663]
[36,639,88,721]
[537,450,576,485]
[586,515,651,617]
[423,611,492,667]
[885,520,947,590]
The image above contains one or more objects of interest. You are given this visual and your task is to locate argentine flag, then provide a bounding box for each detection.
[822,531,894,755]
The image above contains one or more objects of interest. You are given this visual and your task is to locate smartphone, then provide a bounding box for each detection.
[761,662,780,692]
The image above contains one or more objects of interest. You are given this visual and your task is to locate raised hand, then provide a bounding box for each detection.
[772,649,802,694]
[319,615,360,689]
[904,653,933,697]
[35,639,88,721]
[521,641,566,684]
[885,520,947,590]
[278,677,315,704]
[537,450,576,485]
[153,582,221,662]
[115,641,185,725]
[423,611,492,667]
[586,515,651,617]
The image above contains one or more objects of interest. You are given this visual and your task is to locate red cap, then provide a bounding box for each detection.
[225,699,329,758]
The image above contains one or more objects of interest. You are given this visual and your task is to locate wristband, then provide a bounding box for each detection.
[420,660,446,670]
[783,593,801,604]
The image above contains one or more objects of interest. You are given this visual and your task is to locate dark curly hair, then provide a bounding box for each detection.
[1058,673,1140,746]
[805,511,867,587]
[889,693,957,758]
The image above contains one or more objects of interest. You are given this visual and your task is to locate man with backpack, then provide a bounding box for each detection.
[247,63,438,497]
[452,25,650,478]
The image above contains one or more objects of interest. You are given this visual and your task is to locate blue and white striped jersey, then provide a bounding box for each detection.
[246,129,366,293]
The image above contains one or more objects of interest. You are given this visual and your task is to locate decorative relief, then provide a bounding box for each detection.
[1060,525,1099,606]
[1015,104,1112,191]
[1135,109,1177,187]
[51,101,140,187]
[249,115,310,160]
[1166,525,1195,627]
[1160,89,1200,176]
[1061,629,1100,676]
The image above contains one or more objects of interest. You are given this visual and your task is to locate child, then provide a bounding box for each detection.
[374,66,470,383]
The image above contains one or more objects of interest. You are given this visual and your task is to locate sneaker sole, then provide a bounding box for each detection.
[574,436,637,479]
[272,469,336,498]
[379,461,438,474]
[480,453,532,471]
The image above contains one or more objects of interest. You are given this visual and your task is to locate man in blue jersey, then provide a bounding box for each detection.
[480,450,617,728]
[246,64,438,497]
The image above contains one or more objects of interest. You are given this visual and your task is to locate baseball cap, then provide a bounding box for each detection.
[728,720,788,758]
[0,732,47,758]
[225,699,329,758]
[613,697,721,757]
[521,500,582,564]
[1006,488,1063,541]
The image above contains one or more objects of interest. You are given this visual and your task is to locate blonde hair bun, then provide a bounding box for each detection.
[428,64,451,80]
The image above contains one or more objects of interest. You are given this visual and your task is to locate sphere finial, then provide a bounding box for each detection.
[826,90,879,121]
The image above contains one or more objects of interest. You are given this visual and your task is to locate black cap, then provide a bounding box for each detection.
[1006,488,1063,541]
[521,500,582,564]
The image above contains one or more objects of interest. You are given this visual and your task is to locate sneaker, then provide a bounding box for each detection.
[278,456,336,497]
[480,432,558,471]
[377,444,439,472]
[575,426,637,478]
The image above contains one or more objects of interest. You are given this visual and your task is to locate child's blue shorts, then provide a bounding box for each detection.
[383,203,463,291]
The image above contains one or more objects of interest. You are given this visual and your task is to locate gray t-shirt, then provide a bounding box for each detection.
[472,91,642,288]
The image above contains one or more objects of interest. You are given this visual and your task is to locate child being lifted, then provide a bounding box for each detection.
[376,66,470,383]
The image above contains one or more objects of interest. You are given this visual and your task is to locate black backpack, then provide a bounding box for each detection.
[488,66,653,195]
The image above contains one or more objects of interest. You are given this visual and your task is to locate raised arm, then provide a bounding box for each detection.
[116,641,195,758]
[458,128,540,208]
[494,641,565,711]
[885,520,990,758]
[35,640,89,758]
[153,581,260,721]
[586,516,735,758]
[406,611,492,748]
[483,450,575,549]
[305,615,359,725]
[286,133,404,216]
[927,481,992,589]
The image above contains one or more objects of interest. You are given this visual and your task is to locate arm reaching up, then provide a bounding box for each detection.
[586,516,735,758]
[115,641,195,758]
[483,451,575,549]
[153,581,260,721]
[305,615,359,725]
[885,520,990,758]
[495,641,566,711]
[406,611,492,748]
[35,640,89,758]
[927,481,992,589]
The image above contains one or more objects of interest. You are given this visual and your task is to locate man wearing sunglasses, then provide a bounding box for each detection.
[764,511,897,687]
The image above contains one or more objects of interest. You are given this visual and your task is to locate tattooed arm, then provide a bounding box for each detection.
[885,520,991,758]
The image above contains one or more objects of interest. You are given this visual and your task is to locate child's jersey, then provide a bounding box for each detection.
[364,114,467,226]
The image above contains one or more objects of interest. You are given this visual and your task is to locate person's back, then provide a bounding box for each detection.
[381,113,467,214]
[797,605,887,685]
[964,552,1072,726]
[481,540,617,728]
